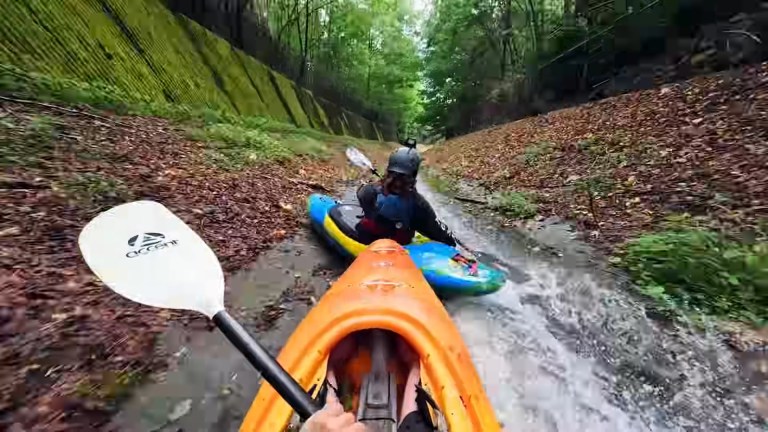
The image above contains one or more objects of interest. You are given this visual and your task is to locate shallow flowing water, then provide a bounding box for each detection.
[417,182,764,431]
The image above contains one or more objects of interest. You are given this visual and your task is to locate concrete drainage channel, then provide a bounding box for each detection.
[112,183,764,431]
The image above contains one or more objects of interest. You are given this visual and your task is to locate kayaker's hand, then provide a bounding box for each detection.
[301,400,367,432]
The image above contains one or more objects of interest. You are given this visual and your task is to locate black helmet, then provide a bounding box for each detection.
[387,147,421,177]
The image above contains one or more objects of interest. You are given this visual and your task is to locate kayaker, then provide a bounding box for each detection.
[356,147,456,246]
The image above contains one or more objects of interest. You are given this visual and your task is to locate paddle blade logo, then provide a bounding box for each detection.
[126,232,179,258]
[128,232,165,248]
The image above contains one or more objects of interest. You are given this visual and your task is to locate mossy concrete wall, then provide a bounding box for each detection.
[0,0,391,140]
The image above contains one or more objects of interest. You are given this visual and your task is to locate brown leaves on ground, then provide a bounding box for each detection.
[0,102,344,430]
[429,62,768,249]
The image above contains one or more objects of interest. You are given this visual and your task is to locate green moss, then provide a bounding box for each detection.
[0,0,385,139]
[0,64,135,111]
[235,52,292,123]
[181,18,267,115]
[0,113,59,167]
[105,0,235,109]
[310,95,331,131]
[75,369,145,402]
[269,72,312,128]
[489,191,538,219]
[186,123,293,169]
[56,172,133,207]
[295,88,332,133]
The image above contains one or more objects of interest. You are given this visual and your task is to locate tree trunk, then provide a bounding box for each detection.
[503,0,514,79]
[303,0,311,74]
[295,0,304,80]
[366,28,372,98]
[326,2,333,70]
[564,0,574,26]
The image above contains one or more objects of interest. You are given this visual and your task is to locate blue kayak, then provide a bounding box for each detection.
[307,193,505,296]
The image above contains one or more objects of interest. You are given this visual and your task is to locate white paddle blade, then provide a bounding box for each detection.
[78,201,225,318]
[345,147,374,170]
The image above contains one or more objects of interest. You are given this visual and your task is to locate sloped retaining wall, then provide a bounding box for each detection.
[0,0,392,140]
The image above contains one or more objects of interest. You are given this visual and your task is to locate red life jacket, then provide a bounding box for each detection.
[358,216,413,245]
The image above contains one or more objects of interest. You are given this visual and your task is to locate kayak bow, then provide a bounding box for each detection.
[240,239,500,431]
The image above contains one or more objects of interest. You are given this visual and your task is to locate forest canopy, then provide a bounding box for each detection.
[420,0,657,135]
[419,0,752,136]
[201,0,753,137]
[257,0,424,130]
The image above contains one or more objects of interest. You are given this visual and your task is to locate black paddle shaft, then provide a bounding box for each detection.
[212,311,318,419]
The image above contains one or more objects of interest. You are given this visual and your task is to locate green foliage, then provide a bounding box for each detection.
[58,173,133,207]
[618,229,768,324]
[0,113,60,167]
[266,0,423,128]
[577,134,630,168]
[187,123,293,169]
[576,135,603,152]
[0,64,136,112]
[75,369,144,402]
[423,169,458,195]
[573,175,615,196]
[518,141,554,166]
[420,0,562,131]
[489,191,538,219]
[419,0,678,134]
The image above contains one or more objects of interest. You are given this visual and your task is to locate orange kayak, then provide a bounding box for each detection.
[240,239,500,431]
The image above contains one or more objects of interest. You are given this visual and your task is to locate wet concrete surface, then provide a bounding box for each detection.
[110,231,345,432]
[113,182,765,431]
[418,180,764,431]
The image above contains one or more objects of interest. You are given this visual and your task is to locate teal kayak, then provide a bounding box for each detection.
[307,193,505,296]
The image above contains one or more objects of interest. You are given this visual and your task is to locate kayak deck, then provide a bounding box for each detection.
[240,240,500,431]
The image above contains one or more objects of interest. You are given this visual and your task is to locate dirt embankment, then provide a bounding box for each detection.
[0,101,364,430]
[428,62,768,249]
